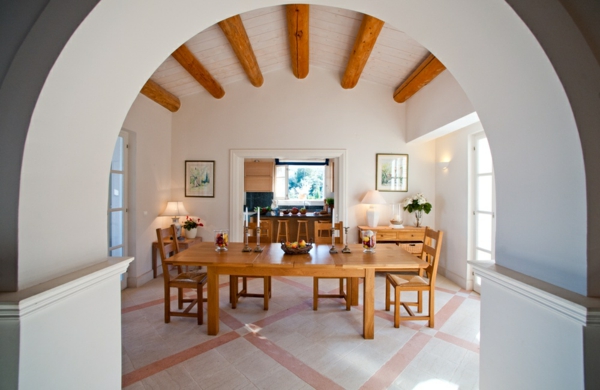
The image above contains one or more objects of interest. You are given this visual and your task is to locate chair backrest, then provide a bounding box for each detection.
[247,220,271,243]
[156,224,179,279]
[420,227,443,285]
[314,220,343,244]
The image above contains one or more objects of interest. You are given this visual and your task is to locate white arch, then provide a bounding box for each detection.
[20,0,586,293]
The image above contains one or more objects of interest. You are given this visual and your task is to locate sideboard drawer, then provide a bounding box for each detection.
[377,231,398,241]
[397,231,425,241]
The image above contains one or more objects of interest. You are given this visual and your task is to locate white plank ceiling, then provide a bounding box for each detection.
[150,5,430,98]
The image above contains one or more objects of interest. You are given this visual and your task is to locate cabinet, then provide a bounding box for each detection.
[244,161,274,192]
[357,225,425,255]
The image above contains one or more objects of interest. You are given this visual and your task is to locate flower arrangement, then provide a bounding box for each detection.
[182,216,204,231]
[402,193,432,227]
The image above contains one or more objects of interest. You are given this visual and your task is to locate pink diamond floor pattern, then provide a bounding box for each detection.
[121,273,480,389]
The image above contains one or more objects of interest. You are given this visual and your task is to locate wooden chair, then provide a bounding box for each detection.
[232,220,272,310]
[385,228,443,327]
[156,225,207,325]
[313,221,350,310]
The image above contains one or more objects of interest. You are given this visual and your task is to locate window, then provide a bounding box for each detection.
[108,131,128,257]
[274,164,326,201]
[470,132,496,292]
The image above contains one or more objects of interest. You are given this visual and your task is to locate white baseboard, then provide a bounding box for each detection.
[438,266,469,290]
[127,269,154,288]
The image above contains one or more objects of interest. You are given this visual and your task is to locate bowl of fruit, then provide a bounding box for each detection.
[259,206,271,215]
[299,207,307,215]
[281,239,313,254]
[291,207,299,215]
[281,209,290,215]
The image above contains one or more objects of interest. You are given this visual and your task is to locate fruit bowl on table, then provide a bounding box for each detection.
[280,241,313,254]
[281,209,290,215]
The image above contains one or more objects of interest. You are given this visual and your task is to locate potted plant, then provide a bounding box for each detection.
[402,193,432,227]
[182,216,204,238]
[325,198,334,213]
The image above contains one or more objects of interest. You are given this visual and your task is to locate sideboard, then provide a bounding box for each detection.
[357,225,426,255]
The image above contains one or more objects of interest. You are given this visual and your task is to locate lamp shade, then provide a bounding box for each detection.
[361,190,387,205]
[161,201,189,217]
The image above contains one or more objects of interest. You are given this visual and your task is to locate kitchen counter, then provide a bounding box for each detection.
[251,212,332,242]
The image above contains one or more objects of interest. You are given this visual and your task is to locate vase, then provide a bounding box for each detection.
[414,210,423,227]
[185,228,197,239]
[214,229,229,251]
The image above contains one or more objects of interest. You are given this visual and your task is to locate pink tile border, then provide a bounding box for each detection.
[434,295,466,329]
[435,332,480,354]
[273,275,313,293]
[219,308,246,330]
[244,333,345,390]
[251,301,312,329]
[121,331,240,387]
[360,332,432,390]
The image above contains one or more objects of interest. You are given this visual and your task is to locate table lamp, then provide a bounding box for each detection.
[161,201,189,239]
[361,190,386,227]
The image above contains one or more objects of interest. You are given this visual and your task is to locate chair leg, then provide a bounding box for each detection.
[428,289,435,328]
[231,276,238,309]
[164,285,171,323]
[385,276,390,311]
[178,288,184,309]
[263,277,269,310]
[345,278,351,311]
[394,287,400,328]
[198,285,204,325]
[313,278,319,310]
[229,275,235,304]
[417,291,423,313]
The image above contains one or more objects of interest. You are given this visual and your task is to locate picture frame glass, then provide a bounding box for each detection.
[185,160,215,197]
[376,154,408,192]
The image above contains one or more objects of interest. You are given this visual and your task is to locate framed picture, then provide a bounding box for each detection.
[185,160,215,197]
[376,153,408,192]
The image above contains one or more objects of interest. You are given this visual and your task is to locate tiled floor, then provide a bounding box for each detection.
[121,272,480,389]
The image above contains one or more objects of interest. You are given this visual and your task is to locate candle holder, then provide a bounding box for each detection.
[329,227,338,254]
[242,221,252,252]
[342,226,351,253]
[254,226,264,252]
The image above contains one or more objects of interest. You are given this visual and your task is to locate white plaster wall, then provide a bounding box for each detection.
[18,276,123,390]
[406,70,476,143]
[122,94,173,284]
[480,279,584,389]
[171,68,436,243]
[434,122,485,288]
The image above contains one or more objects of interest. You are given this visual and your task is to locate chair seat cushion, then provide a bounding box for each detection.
[389,273,430,287]
[173,271,207,284]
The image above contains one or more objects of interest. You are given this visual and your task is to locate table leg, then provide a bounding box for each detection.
[152,244,157,279]
[207,267,219,335]
[363,268,375,339]
[351,277,359,306]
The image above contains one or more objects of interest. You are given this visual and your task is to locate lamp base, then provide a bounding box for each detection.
[366,208,380,227]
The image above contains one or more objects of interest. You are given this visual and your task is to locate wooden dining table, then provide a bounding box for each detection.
[165,242,427,339]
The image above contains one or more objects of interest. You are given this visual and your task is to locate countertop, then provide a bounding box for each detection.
[257,212,331,219]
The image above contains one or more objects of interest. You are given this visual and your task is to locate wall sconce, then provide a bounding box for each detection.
[438,161,450,171]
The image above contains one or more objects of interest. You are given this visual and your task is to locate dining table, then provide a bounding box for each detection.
[165,241,428,339]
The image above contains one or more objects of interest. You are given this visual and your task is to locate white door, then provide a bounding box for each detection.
[108,131,128,257]
[471,132,495,293]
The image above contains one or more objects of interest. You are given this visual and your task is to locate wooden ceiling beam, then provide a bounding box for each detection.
[218,15,263,87]
[140,80,180,112]
[393,53,446,103]
[341,15,385,89]
[171,44,225,99]
[286,4,309,79]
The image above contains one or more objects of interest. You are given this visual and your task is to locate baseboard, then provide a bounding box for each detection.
[438,266,469,290]
[127,269,154,288]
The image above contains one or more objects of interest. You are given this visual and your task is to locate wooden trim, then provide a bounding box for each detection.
[171,44,225,99]
[286,4,309,79]
[140,80,181,112]
[393,53,446,103]
[341,15,385,89]
[218,15,264,87]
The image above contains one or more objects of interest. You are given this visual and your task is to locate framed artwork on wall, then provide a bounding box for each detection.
[376,153,408,192]
[185,160,215,197]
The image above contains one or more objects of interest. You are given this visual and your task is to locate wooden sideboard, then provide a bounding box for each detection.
[357,225,426,255]
[152,236,202,278]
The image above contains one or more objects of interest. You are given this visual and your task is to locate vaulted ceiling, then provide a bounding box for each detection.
[142,5,447,112]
